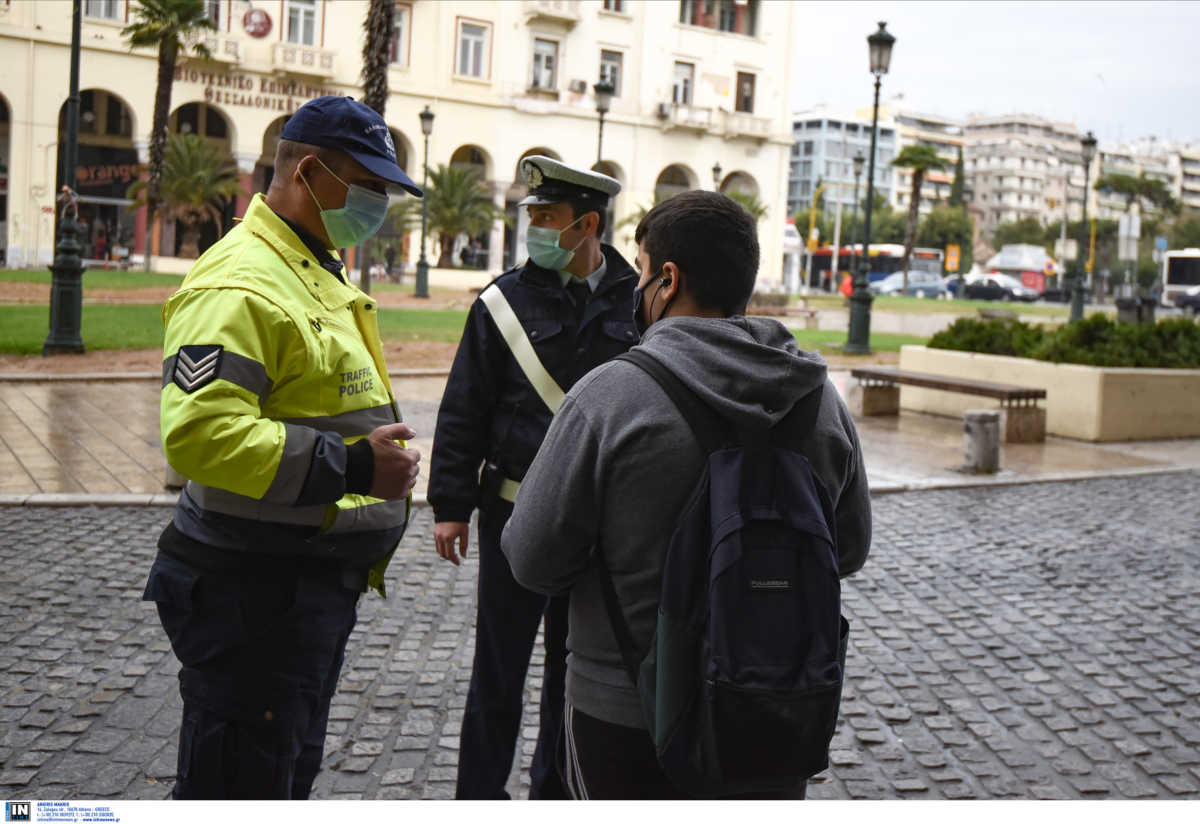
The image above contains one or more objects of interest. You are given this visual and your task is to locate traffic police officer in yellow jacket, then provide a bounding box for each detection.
[142,96,422,800]
[430,156,639,798]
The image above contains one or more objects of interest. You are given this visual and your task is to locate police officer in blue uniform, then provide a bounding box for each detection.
[429,156,638,799]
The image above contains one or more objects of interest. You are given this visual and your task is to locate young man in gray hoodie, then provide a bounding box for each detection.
[501,190,871,799]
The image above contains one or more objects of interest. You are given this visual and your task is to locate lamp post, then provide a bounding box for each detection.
[44,0,85,355]
[414,105,434,299]
[712,161,722,192]
[846,21,894,354]
[593,81,615,166]
[850,151,864,289]
[1071,130,1097,322]
[959,184,974,299]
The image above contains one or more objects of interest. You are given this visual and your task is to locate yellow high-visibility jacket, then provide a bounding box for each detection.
[160,193,408,595]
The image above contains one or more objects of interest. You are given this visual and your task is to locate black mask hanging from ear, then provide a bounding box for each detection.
[632,271,672,338]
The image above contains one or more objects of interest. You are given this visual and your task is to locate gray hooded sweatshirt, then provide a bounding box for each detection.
[501,315,871,729]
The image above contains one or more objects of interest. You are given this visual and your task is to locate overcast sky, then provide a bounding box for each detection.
[789,1,1200,146]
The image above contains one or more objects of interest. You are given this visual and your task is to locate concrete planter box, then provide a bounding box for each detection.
[897,346,1200,442]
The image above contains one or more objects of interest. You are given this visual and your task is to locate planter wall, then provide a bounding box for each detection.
[897,346,1200,442]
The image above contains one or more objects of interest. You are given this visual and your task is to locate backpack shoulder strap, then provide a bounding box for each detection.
[615,349,725,454]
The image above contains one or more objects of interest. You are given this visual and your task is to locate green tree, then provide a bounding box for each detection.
[127,132,242,259]
[1170,214,1200,248]
[948,146,965,208]
[121,0,216,271]
[916,205,975,273]
[1094,172,1180,216]
[892,144,948,290]
[357,0,396,293]
[424,163,507,268]
[992,216,1047,250]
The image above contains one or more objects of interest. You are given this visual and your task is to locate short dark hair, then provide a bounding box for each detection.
[272,139,345,184]
[634,191,759,315]
[567,198,607,237]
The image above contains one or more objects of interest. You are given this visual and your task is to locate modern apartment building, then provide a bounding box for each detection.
[787,106,895,229]
[964,113,1087,239]
[1181,147,1200,212]
[0,0,796,284]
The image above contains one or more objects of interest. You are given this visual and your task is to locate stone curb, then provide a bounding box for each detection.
[0,368,451,382]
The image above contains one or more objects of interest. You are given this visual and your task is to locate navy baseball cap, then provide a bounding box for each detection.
[282,96,422,197]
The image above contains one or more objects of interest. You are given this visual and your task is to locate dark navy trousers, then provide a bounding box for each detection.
[143,550,359,799]
[455,502,568,799]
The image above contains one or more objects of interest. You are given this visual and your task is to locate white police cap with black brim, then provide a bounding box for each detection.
[517,155,621,207]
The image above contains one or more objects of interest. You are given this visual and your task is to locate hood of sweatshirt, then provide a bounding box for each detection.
[638,315,828,430]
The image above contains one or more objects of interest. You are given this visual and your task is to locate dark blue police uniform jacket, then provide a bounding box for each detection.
[429,244,639,522]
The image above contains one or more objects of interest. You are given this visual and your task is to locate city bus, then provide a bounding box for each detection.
[808,243,945,290]
[1163,248,1200,306]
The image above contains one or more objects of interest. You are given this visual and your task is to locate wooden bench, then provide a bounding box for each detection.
[847,366,1047,442]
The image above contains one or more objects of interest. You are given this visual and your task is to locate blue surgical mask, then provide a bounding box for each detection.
[301,157,390,248]
[526,213,587,271]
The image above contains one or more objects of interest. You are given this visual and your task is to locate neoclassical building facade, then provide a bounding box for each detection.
[0,0,795,284]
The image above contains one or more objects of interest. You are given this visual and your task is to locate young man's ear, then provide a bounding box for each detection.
[659,261,681,303]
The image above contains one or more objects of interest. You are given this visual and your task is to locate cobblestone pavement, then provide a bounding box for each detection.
[1,473,1198,800]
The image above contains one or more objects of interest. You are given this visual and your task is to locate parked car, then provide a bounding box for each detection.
[869,270,948,298]
[1178,285,1200,316]
[962,273,1040,302]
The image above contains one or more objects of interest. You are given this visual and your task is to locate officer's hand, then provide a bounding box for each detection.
[435,521,470,566]
[367,422,421,500]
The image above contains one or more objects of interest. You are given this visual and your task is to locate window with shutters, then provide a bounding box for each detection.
[285,0,317,46]
[735,71,755,113]
[84,0,119,20]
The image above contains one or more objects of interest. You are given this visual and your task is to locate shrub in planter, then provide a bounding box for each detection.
[929,314,1200,368]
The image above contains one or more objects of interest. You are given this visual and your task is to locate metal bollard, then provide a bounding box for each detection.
[963,410,1001,473]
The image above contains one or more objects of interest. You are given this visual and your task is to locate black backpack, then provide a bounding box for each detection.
[598,348,850,798]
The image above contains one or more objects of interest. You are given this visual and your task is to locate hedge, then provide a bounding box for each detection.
[927,315,1200,368]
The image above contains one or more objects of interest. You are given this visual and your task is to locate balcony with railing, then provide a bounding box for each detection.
[271,42,336,78]
[657,102,714,133]
[721,110,771,141]
[523,0,581,27]
[199,34,242,65]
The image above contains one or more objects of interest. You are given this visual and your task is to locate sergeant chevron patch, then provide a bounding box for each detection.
[172,345,224,393]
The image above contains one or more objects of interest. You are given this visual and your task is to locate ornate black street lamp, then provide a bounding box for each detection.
[712,161,722,192]
[593,81,615,166]
[1071,130,1098,322]
[846,21,894,354]
[414,105,434,299]
[851,151,864,287]
[44,0,85,355]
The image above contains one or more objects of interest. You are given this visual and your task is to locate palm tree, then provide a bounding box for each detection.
[127,133,243,259]
[366,198,420,282]
[357,0,396,292]
[424,163,507,268]
[892,145,948,292]
[726,190,768,221]
[121,0,216,271]
[361,0,396,113]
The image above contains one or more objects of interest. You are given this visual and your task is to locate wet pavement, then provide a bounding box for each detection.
[0,474,1197,800]
[4,373,1200,501]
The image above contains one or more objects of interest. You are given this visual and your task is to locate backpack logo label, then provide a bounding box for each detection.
[750,578,792,591]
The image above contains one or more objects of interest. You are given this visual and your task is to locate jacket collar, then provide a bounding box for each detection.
[240,194,359,310]
[519,244,636,298]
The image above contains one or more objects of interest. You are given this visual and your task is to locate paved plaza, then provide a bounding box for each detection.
[1,472,1197,800]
